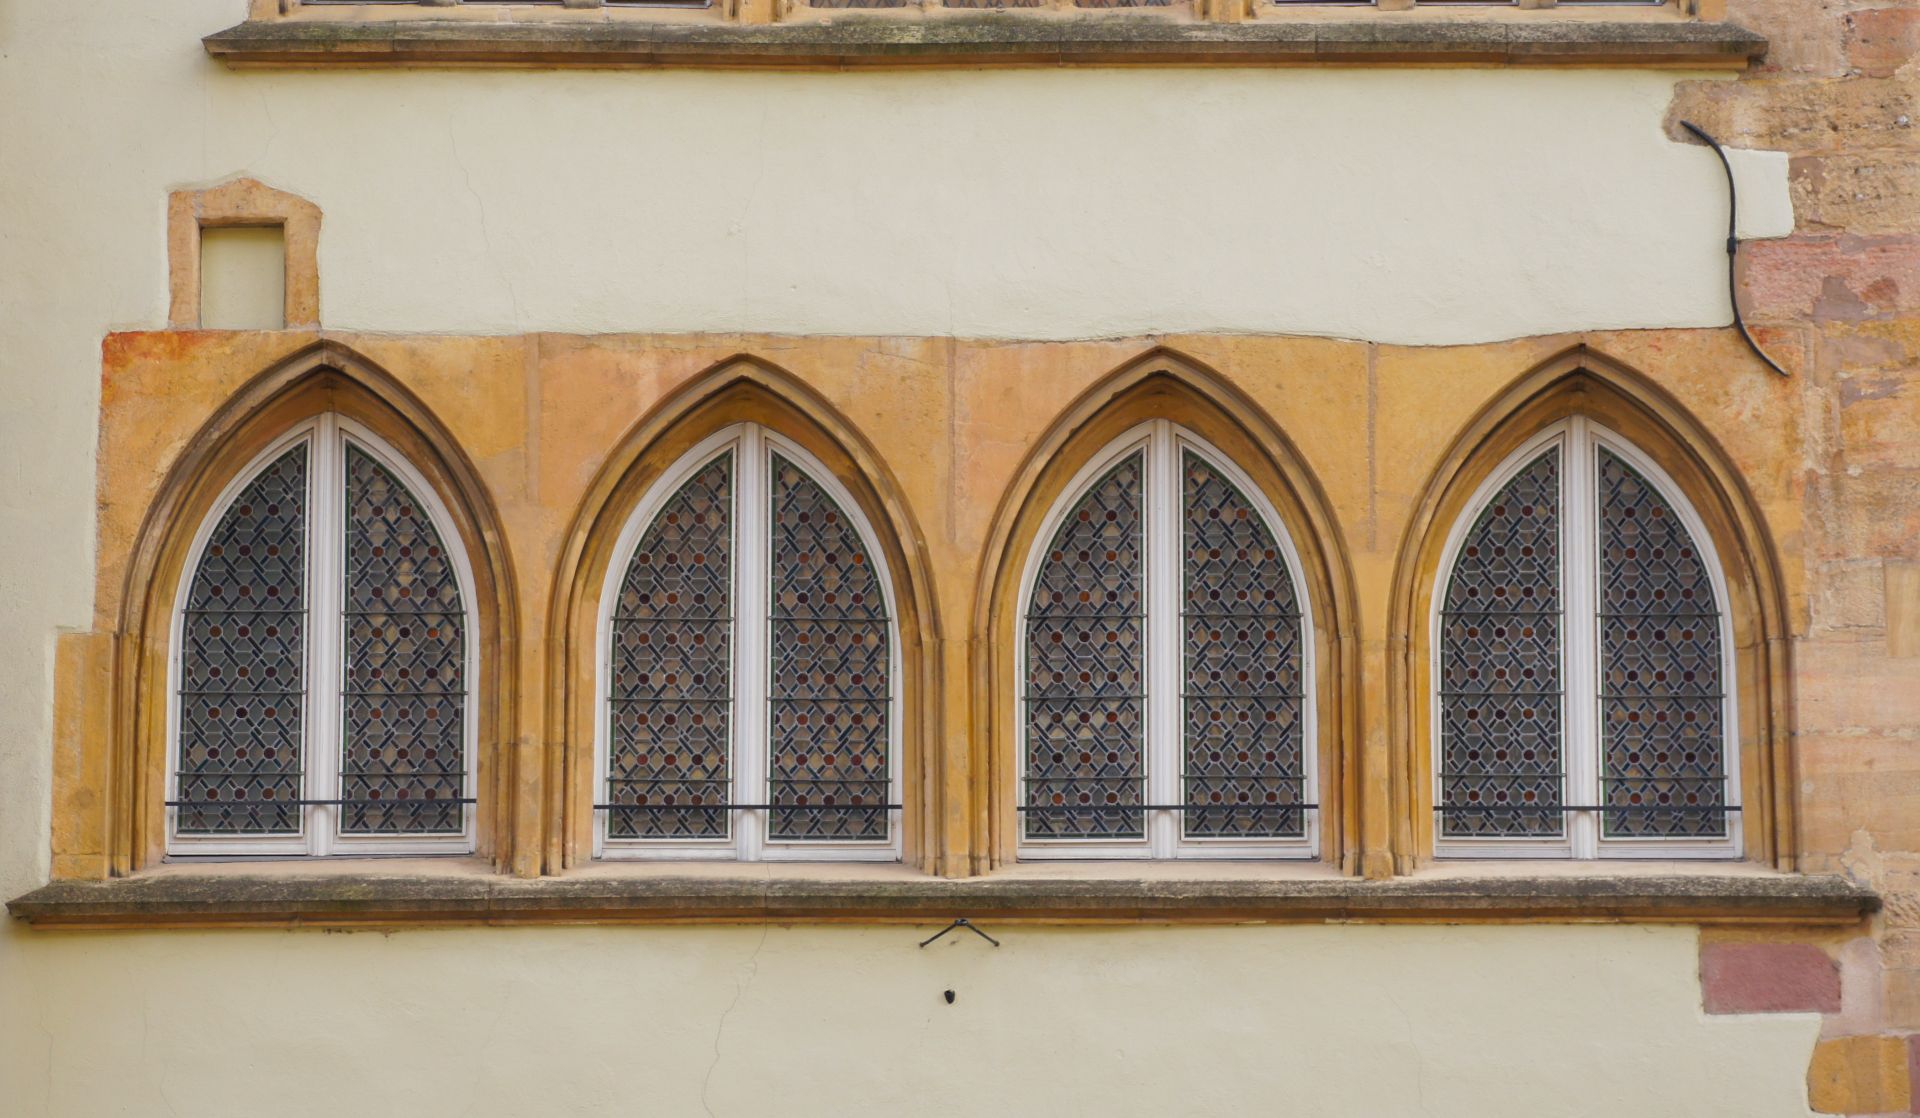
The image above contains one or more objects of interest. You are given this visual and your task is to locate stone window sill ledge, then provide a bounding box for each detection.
[203,17,1767,70]
[7,867,1874,929]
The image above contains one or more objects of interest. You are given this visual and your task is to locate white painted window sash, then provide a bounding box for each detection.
[167,414,478,858]
[1019,420,1318,861]
[1145,419,1181,859]
[1433,419,1740,861]
[596,424,902,862]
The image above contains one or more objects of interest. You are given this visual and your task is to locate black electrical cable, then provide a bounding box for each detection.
[1679,120,1792,378]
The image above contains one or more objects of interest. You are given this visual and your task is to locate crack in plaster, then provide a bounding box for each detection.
[702,922,772,1118]
[1385,986,1437,1117]
[447,120,524,332]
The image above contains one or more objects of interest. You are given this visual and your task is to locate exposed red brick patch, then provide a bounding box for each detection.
[1845,8,1920,79]
[1702,942,1843,1014]
[1743,235,1920,321]
[1909,1034,1920,1115]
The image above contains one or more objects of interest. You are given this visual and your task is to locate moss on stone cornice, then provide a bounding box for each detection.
[9,870,1873,930]
[203,16,1768,70]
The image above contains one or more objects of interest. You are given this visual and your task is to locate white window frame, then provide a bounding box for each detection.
[166,414,480,858]
[1430,416,1741,861]
[593,423,904,862]
[1015,419,1319,861]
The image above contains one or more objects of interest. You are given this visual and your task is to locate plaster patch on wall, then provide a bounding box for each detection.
[1725,148,1797,240]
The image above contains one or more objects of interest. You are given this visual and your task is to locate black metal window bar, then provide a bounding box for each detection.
[1437,805,1740,815]
[1019,804,1322,813]
[169,798,477,808]
[1019,776,1317,831]
[597,777,899,814]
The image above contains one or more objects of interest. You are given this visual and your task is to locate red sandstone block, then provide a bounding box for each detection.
[1909,1034,1920,1115]
[1742,236,1920,321]
[1701,942,1842,1014]
[1846,8,1920,79]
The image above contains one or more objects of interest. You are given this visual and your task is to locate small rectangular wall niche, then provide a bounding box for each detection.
[199,226,286,330]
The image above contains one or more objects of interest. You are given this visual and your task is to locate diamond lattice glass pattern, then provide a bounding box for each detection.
[1439,450,1564,838]
[607,454,734,840]
[767,454,891,842]
[1181,453,1307,839]
[340,446,468,835]
[1023,453,1146,840]
[177,444,308,835]
[1597,450,1727,839]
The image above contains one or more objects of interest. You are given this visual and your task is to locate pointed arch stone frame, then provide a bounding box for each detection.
[546,355,944,874]
[19,336,1875,923]
[1385,346,1797,873]
[97,341,521,875]
[972,348,1362,875]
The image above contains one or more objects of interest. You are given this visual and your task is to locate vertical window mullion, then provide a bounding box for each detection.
[1146,420,1180,858]
[307,414,342,857]
[734,428,768,861]
[1563,419,1600,859]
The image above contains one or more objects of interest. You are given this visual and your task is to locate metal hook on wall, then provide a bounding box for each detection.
[919,917,1001,948]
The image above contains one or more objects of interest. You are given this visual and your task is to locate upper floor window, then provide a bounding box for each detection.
[1019,420,1315,860]
[1434,417,1737,859]
[169,414,476,856]
[595,423,899,861]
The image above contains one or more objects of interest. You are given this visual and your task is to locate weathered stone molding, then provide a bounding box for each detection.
[1382,346,1800,874]
[90,341,525,878]
[203,17,1768,70]
[168,179,320,330]
[969,348,1362,877]
[543,356,947,876]
[7,870,1876,929]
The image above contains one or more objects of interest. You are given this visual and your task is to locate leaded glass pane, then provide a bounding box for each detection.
[1023,453,1146,840]
[338,447,468,835]
[1439,450,1564,838]
[1597,450,1727,838]
[767,454,891,842]
[1181,453,1306,839]
[607,454,734,840]
[176,444,308,835]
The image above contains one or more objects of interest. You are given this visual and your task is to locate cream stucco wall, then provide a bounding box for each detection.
[0,1,1814,1114]
[5,924,1823,1117]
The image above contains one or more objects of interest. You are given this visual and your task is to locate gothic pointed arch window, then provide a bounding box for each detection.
[1018,419,1316,859]
[1433,416,1738,859]
[169,413,477,856]
[595,423,900,861]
